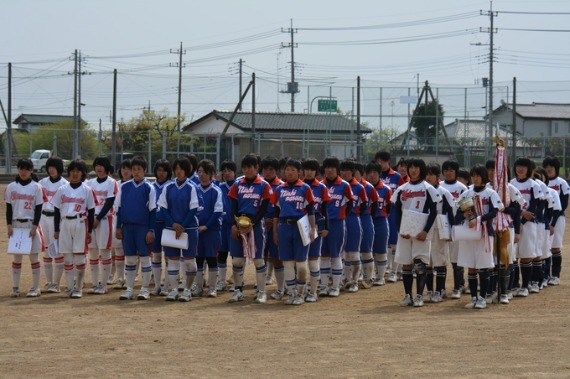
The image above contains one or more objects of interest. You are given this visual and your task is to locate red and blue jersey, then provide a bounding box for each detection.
[271,179,315,218]
[305,178,331,220]
[360,179,378,216]
[348,178,368,215]
[228,175,272,216]
[322,176,353,220]
[372,180,392,218]
[263,176,284,219]
[380,168,405,193]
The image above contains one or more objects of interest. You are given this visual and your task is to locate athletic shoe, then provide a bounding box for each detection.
[229,284,236,292]
[361,279,374,289]
[207,288,217,298]
[507,291,514,300]
[305,293,318,303]
[431,292,443,303]
[529,283,540,294]
[425,291,433,303]
[255,291,267,304]
[70,290,83,299]
[120,288,134,300]
[450,289,461,299]
[137,287,150,300]
[499,294,509,304]
[166,289,179,301]
[540,279,549,290]
[215,281,227,292]
[400,294,413,307]
[328,287,340,297]
[474,297,487,309]
[462,285,470,295]
[265,275,273,285]
[151,286,162,296]
[64,288,73,297]
[114,279,126,290]
[465,297,477,309]
[43,283,52,291]
[387,272,398,283]
[178,288,192,302]
[292,295,305,305]
[516,288,529,297]
[318,287,329,297]
[284,294,295,305]
[270,290,284,300]
[373,278,385,286]
[88,285,99,294]
[94,286,108,295]
[486,292,498,304]
[347,283,359,293]
[107,276,115,285]
[47,284,60,293]
[548,277,560,286]
[228,289,244,303]
[191,285,203,297]
[26,288,41,297]
[413,294,424,307]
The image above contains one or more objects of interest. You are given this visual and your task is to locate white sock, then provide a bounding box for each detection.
[89,248,100,287]
[43,256,53,284]
[274,264,285,292]
[74,254,86,291]
[309,259,320,294]
[361,252,374,281]
[167,259,179,291]
[184,258,197,289]
[64,254,74,291]
[320,257,331,289]
[31,254,41,289]
[54,256,64,286]
[254,259,267,293]
[151,252,163,289]
[140,256,152,288]
[115,249,125,282]
[125,256,138,289]
[232,258,245,288]
[284,261,296,294]
[331,257,343,289]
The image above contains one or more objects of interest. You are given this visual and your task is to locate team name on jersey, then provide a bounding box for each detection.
[61,195,86,204]
[519,188,531,195]
[279,189,304,202]
[449,191,461,198]
[11,192,34,201]
[238,185,262,199]
[401,189,426,201]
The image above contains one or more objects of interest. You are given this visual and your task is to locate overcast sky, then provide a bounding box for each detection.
[1,0,569,133]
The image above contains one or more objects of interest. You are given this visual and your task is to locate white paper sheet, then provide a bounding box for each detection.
[8,228,33,254]
[297,214,317,247]
[161,228,189,250]
[48,240,59,258]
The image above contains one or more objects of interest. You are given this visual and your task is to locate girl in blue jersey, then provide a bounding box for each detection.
[228,154,273,304]
[216,160,237,292]
[320,157,353,298]
[272,159,316,305]
[302,158,331,302]
[157,157,199,302]
[194,159,223,298]
[150,159,172,296]
[339,160,368,293]
[115,156,157,301]
[365,161,392,286]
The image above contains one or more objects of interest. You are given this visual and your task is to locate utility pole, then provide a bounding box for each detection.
[481,4,498,157]
[281,19,298,112]
[111,69,117,167]
[512,77,517,165]
[6,63,12,174]
[171,42,186,155]
[72,50,78,159]
[239,59,244,110]
[356,76,361,161]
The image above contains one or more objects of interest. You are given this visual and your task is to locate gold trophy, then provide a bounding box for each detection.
[235,215,253,229]
[458,196,478,221]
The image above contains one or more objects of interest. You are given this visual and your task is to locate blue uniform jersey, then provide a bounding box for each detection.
[305,178,331,221]
[197,182,223,230]
[217,179,235,224]
[372,181,392,218]
[264,176,284,219]
[115,179,157,228]
[152,179,171,222]
[323,176,353,220]
[271,179,315,218]
[228,175,272,217]
[348,178,368,215]
[157,180,199,228]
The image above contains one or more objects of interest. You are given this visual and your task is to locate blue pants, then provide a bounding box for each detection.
[163,227,198,258]
[321,219,345,258]
[360,214,374,252]
[229,222,266,259]
[197,228,220,258]
[373,217,389,255]
[122,223,151,257]
[278,222,309,261]
[345,214,362,252]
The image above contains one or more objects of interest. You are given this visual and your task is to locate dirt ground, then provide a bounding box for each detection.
[0,184,569,379]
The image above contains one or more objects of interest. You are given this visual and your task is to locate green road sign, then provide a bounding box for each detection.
[318,99,337,112]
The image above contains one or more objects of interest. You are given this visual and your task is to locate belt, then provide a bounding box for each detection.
[16,218,31,223]
[281,218,299,225]
[42,211,55,217]
[65,215,80,220]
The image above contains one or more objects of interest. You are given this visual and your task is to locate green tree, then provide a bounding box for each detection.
[364,127,400,157]
[410,101,444,151]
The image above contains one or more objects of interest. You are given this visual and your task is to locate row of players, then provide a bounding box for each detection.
[5,151,568,308]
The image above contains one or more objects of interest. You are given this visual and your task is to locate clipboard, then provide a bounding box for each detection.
[8,228,33,255]
[161,228,189,250]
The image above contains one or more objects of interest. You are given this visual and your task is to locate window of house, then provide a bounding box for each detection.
[554,122,559,134]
